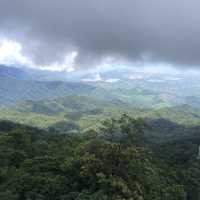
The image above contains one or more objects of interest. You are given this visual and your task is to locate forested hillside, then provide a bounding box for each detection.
[1,96,200,131]
[0,66,200,199]
[0,115,199,200]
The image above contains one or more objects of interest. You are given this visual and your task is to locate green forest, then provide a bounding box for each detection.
[0,66,200,199]
[0,114,199,200]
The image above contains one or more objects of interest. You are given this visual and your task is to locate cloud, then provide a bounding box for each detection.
[81,73,120,83]
[0,0,200,69]
[0,39,32,66]
[82,74,103,82]
[0,38,77,71]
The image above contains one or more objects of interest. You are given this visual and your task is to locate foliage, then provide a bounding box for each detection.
[0,115,199,199]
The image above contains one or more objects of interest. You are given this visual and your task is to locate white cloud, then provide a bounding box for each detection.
[82,74,120,83]
[0,38,32,66]
[129,74,143,80]
[82,74,103,82]
[105,78,120,83]
[38,52,77,72]
[0,38,77,72]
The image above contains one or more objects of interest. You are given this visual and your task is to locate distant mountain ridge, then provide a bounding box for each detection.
[1,94,200,130]
[0,80,96,105]
[0,65,96,105]
[1,65,200,110]
[0,65,27,80]
[0,65,70,81]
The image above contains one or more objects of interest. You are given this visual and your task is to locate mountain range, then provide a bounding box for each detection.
[1,65,200,131]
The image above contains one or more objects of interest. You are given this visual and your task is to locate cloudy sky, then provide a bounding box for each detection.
[0,0,200,71]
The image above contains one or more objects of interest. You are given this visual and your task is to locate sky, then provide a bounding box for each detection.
[0,0,200,71]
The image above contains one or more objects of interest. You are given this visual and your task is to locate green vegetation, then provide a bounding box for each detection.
[1,66,200,199]
[1,96,200,132]
[0,115,199,199]
[0,95,131,130]
[0,108,64,128]
[141,105,200,126]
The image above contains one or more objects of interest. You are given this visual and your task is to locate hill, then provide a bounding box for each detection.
[142,104,200,125]
[0,65,98,105]
[0,79,95,106]
[1,96,200,132]
[0,95,132,129]
[0,116,199,199]
[2,65,200,111]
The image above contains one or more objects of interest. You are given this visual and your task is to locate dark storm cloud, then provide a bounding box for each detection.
[0,0,200,68]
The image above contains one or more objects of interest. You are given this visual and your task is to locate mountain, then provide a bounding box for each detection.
[0,65,73,81]
[0,95,132,129]
[1,94,200,132]
[2,65,200,109]
[143,104,200,125]
[0,65,200,199]
[15,95,119,115]
[0,65,28,80]
[0,66,171,108]
[0,80,96,105]
[0,65,97,105]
